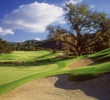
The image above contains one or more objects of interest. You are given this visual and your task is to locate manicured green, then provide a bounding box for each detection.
[0,48,110,95]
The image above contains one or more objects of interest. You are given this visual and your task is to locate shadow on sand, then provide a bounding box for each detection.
[54,74,110,100]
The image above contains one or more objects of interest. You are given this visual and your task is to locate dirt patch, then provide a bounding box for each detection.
[0,74,110,100]
[69,59,94,68]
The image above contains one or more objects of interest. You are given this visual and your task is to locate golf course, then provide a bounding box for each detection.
[0,48,110,100]
[0,1,110,100]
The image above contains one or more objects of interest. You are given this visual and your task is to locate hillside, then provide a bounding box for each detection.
[9,39,63,51]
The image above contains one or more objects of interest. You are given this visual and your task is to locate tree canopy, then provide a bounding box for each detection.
[47,3,110,56]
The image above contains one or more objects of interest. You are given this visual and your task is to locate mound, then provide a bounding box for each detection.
[0,74,110,100]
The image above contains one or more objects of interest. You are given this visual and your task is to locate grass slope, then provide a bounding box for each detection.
[0,49,110,95]
[68,48,110,81]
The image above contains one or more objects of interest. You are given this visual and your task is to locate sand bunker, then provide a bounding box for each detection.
[0,74,110,100]
[69,59,94,68]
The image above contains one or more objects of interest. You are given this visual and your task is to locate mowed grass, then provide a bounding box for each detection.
[0,50,64,86]
[0,50,55,62]
[0,49,110,95]
[0,64,58,86]
[0,50,68,95]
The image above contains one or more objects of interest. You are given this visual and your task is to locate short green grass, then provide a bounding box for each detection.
[0,50,68,95]
[0,64,58,86]
[0,49,110,95]
[0,50,53,62]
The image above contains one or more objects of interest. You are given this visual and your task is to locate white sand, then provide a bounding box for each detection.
[0,74,110,100]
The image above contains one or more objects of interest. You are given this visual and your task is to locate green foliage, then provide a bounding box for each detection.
[0,38,12,54]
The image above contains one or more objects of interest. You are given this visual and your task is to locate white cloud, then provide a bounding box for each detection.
[0,27,14,36]
[34,38,41,41]
[90,4,95,9]
[1,2,64,35]
[67,0,83,4]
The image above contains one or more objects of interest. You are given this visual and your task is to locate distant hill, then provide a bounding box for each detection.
[37,38,62,50]
[9,39,63,51]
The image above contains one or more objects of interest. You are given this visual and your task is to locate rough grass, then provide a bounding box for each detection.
[0,48,110,95]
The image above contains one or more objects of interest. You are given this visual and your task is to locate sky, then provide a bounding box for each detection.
[0,0,110,42]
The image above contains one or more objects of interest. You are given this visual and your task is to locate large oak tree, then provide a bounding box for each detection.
[47,3,110,56]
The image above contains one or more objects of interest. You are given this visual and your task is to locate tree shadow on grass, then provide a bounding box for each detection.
[0,52,54,67]
[88,55,110,66]
[36,52,53,59]
[54,74,110,100]
[0,57,72,68]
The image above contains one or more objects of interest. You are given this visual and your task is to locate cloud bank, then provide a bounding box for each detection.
[0,2,64,35]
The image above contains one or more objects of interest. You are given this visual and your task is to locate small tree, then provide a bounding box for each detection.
[0,38,12,54]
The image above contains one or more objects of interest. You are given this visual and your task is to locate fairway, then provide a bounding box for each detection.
[0,64,58,86]
[0,51,54,62]
[0,50,69,95]
[0,51,60,86]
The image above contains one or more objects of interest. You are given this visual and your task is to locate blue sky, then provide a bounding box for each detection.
[0,0,110,42]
